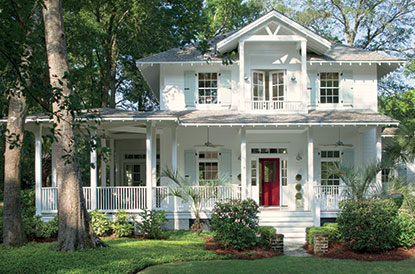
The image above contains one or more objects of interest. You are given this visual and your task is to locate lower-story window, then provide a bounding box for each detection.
[320,150,340,186]
[198,151,218,184]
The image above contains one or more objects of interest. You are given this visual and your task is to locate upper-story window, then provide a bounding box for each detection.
[198,73,218,104]
[252,71,285,101]
[320,72,339,104]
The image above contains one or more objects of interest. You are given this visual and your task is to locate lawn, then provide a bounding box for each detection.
[143,257,415,274]
[0,231,221,274]
[0,230,414,274]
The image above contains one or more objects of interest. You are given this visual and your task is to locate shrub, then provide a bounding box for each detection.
[90,209,112,237]
[396,215,415,248]
[136,209,167,239]
[306,223,340,247]
[295,184,302,191]
[24,215,58,239]
[112,210,133,237]
[295,193,303,200]
[211,198,259,250]
[0,205,3,243]
[258,226,276,247]
[337,199,399,252]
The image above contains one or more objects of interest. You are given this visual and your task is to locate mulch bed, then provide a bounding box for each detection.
[204,237,283,260]
[305,242,415,261]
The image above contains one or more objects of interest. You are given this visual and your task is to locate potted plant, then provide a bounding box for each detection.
[295,192,303,208]
[295,183,303,209]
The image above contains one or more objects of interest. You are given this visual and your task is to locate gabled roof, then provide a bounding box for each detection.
[216,10,331,55]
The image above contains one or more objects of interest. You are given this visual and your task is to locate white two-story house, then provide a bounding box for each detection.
[21,11,403,242]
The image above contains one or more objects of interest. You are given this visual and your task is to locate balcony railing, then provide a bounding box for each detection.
[246,100,304,111]
[41,185,241,213]
[314,185,347,212]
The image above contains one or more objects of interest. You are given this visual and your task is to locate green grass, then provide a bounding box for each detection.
[143,257,415,274]
[0,231,221,274]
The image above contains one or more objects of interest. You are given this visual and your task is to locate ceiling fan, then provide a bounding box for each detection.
[320,128,353,147]
[194,128,223,148]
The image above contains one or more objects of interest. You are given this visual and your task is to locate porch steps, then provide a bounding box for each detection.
[258,210,313,244]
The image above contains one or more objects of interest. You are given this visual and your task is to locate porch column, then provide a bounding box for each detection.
[307,127,314,212]
[301,40,307,99]
[239,40,245,110]
[110,139,115,186]
[100,138,107,187]
[90,135,98,210]
[146,121,154,210]
[240,127,247,199]
[51,142,57,187]
[35,125,42,215]
[171,126,177,174]
[376,127,382,185]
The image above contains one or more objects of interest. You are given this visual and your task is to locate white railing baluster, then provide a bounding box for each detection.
[314,185,346,212]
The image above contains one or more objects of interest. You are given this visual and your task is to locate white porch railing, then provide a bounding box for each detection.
[41,187,92,212]
[314,185,347,211]
[41,185,241,214]
[97,186,147,212]
[246,100,304,111]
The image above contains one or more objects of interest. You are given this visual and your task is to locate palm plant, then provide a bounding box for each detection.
[162,169,225,234]
[383,122,415,165]
[327,161,385,201]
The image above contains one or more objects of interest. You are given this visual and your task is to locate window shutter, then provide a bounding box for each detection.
[397,164,407,178]
[219,149,232,182]
[184,71,196,107]
[219,70,232,105]
[184,150,197,184]
[308,71,318,106]
[342,70,353,106]
[314,149,321,184]
[342,148,354,168]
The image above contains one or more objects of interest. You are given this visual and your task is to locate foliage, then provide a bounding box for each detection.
[337,199,400,252]
[112,210,134,237]
[306,223,341,247]
[396,215,415,248]
[210,199,259,250]
[295,183,302,191]
[380,91,415,126]
[90,209,112,237]
[295,174,302,181]
[162,169,223,234]
[23,215,58,240]
[136,209,167,239]
[0,231,221,273]
[327,162,387,201]
[295,193,303,200]
[258,226,276,248]
[383,122,415,165]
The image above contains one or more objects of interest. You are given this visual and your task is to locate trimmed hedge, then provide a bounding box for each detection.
[258,226,276,247]
[396,215,415,248]
[306,223,340,247]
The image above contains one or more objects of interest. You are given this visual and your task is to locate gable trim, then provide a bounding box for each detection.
[217,10,331,54]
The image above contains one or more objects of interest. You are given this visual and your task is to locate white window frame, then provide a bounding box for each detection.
[197,150,219,184]
[318,72,341,105]
[252,71,265,101]
[270,71,285,101]
[197,72,218,105]
[320,150,341,186]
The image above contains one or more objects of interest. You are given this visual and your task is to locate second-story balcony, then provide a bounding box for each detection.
[245,100,305,112]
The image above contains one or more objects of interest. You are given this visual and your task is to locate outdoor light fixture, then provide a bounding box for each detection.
[244,74,249,81]
[296,153,302,161]
[291,74,296,81]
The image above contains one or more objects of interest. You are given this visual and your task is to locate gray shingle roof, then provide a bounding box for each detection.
[19,108,398,126]
[137,35,403,63]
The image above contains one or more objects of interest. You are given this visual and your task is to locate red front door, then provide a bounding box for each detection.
[261,158,280,206]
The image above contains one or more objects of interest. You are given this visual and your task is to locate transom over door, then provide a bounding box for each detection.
[261,158,280,206]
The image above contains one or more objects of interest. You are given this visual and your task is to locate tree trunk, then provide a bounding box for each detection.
[2,89,28,246]
[42,0,106,251]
